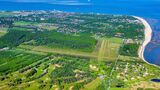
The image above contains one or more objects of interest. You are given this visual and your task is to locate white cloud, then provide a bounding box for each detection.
[50,0,92,5]
[0,0,92,5]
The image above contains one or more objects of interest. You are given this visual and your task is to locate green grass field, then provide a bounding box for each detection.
[0,28,7,37]
[14,21,58,31]
[0,33,4,37]
[18,37,123,61]
[14,21,38,26]
[82,78,102,90]
[97,38,123,61]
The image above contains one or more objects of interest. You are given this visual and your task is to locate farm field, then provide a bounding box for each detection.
[0,11,160,90]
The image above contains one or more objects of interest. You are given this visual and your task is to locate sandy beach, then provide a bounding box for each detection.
[133,16,153,65]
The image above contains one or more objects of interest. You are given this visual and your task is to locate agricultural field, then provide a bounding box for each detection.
[0,11,160,90]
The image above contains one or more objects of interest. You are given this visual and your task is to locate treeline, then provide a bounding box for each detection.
[119,43,140,57]
[0,29,34,48]
[0,27,97,52]
[0,16,21,28]
[33,31,97,52]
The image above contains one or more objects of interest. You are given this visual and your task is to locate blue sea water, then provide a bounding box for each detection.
[0,0,160,66]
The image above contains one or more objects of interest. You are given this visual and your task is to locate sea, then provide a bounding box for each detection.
[0,0,160,66]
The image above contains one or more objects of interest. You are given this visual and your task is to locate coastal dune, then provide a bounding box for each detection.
[133,16,152,64]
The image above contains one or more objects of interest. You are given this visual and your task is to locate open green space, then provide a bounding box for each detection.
[0,28,7,37]
[82,78,102,90]
[18,37,122,61]
[14,21,38,26]
[97,38,122,61]
[14,21,58,30]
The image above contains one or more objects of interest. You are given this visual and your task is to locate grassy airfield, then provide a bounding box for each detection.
[18,37,122,61]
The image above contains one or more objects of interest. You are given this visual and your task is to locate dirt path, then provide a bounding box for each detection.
[97,39,109,61]
[97,39,105,61]
[106,55,120,90]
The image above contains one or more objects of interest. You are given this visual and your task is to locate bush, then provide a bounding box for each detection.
[26,68,37,78]
[119,43,140,57]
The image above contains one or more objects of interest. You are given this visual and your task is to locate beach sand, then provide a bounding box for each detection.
[133,16,154,66]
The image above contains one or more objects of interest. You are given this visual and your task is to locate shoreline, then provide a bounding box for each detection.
[133,16,159,68]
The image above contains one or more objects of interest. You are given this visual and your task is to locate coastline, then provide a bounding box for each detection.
[133,16,159,68]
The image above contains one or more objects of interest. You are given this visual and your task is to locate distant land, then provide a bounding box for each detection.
[0,1,160,19]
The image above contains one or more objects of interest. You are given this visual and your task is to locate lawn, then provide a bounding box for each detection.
[18,45,97,58]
